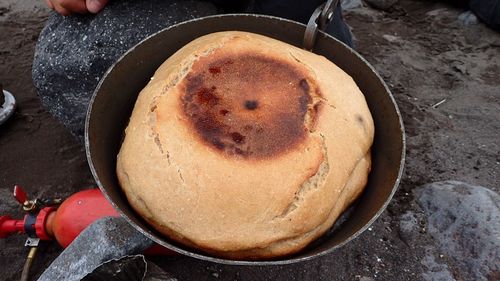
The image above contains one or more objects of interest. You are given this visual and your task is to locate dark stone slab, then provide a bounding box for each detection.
[37,217,154,281]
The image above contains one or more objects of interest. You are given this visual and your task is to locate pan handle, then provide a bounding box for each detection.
[303,0,339,51]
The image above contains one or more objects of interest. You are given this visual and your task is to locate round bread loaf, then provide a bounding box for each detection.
[116,31,374,259]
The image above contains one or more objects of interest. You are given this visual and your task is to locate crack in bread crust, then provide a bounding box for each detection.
[275,134,330,219]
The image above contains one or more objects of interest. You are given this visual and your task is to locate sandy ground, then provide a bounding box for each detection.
[0,0,498,280]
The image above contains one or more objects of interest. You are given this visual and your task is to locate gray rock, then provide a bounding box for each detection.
[398,211,420,246]
[341,0,364,11]
[382,34,399,43]
[420,253,455,281]
[458,11,479,26]
[38,217,154,281]
[32,0,217,140]
[363,0,398,11]
[415,181,500,281]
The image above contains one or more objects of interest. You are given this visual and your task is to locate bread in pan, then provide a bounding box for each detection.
[116,31,374,259]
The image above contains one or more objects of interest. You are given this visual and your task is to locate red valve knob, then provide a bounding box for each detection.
[13,185,28,205]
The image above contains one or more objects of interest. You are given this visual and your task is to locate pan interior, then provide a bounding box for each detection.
[85,14,404,265]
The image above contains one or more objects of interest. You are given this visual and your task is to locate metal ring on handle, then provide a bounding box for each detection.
[303,0,340,51]
[320,0,339,29]
[303,4,324,51]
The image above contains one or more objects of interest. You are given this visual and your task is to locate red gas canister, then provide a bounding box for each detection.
[48,189,119,247]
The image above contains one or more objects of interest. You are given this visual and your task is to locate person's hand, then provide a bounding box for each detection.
[45,0,109,16]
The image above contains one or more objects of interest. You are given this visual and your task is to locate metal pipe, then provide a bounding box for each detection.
[20,247,37,281]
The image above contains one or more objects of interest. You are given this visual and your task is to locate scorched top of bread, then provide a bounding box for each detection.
[178,48,323,159]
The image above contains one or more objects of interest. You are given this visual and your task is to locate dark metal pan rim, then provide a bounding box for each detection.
[84,13,405,266]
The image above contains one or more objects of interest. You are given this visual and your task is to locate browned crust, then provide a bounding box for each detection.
[179,51,323,159]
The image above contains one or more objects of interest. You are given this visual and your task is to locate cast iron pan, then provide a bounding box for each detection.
[85,14,405,265]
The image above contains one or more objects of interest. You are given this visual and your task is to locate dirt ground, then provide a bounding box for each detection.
[0,0,498,280]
